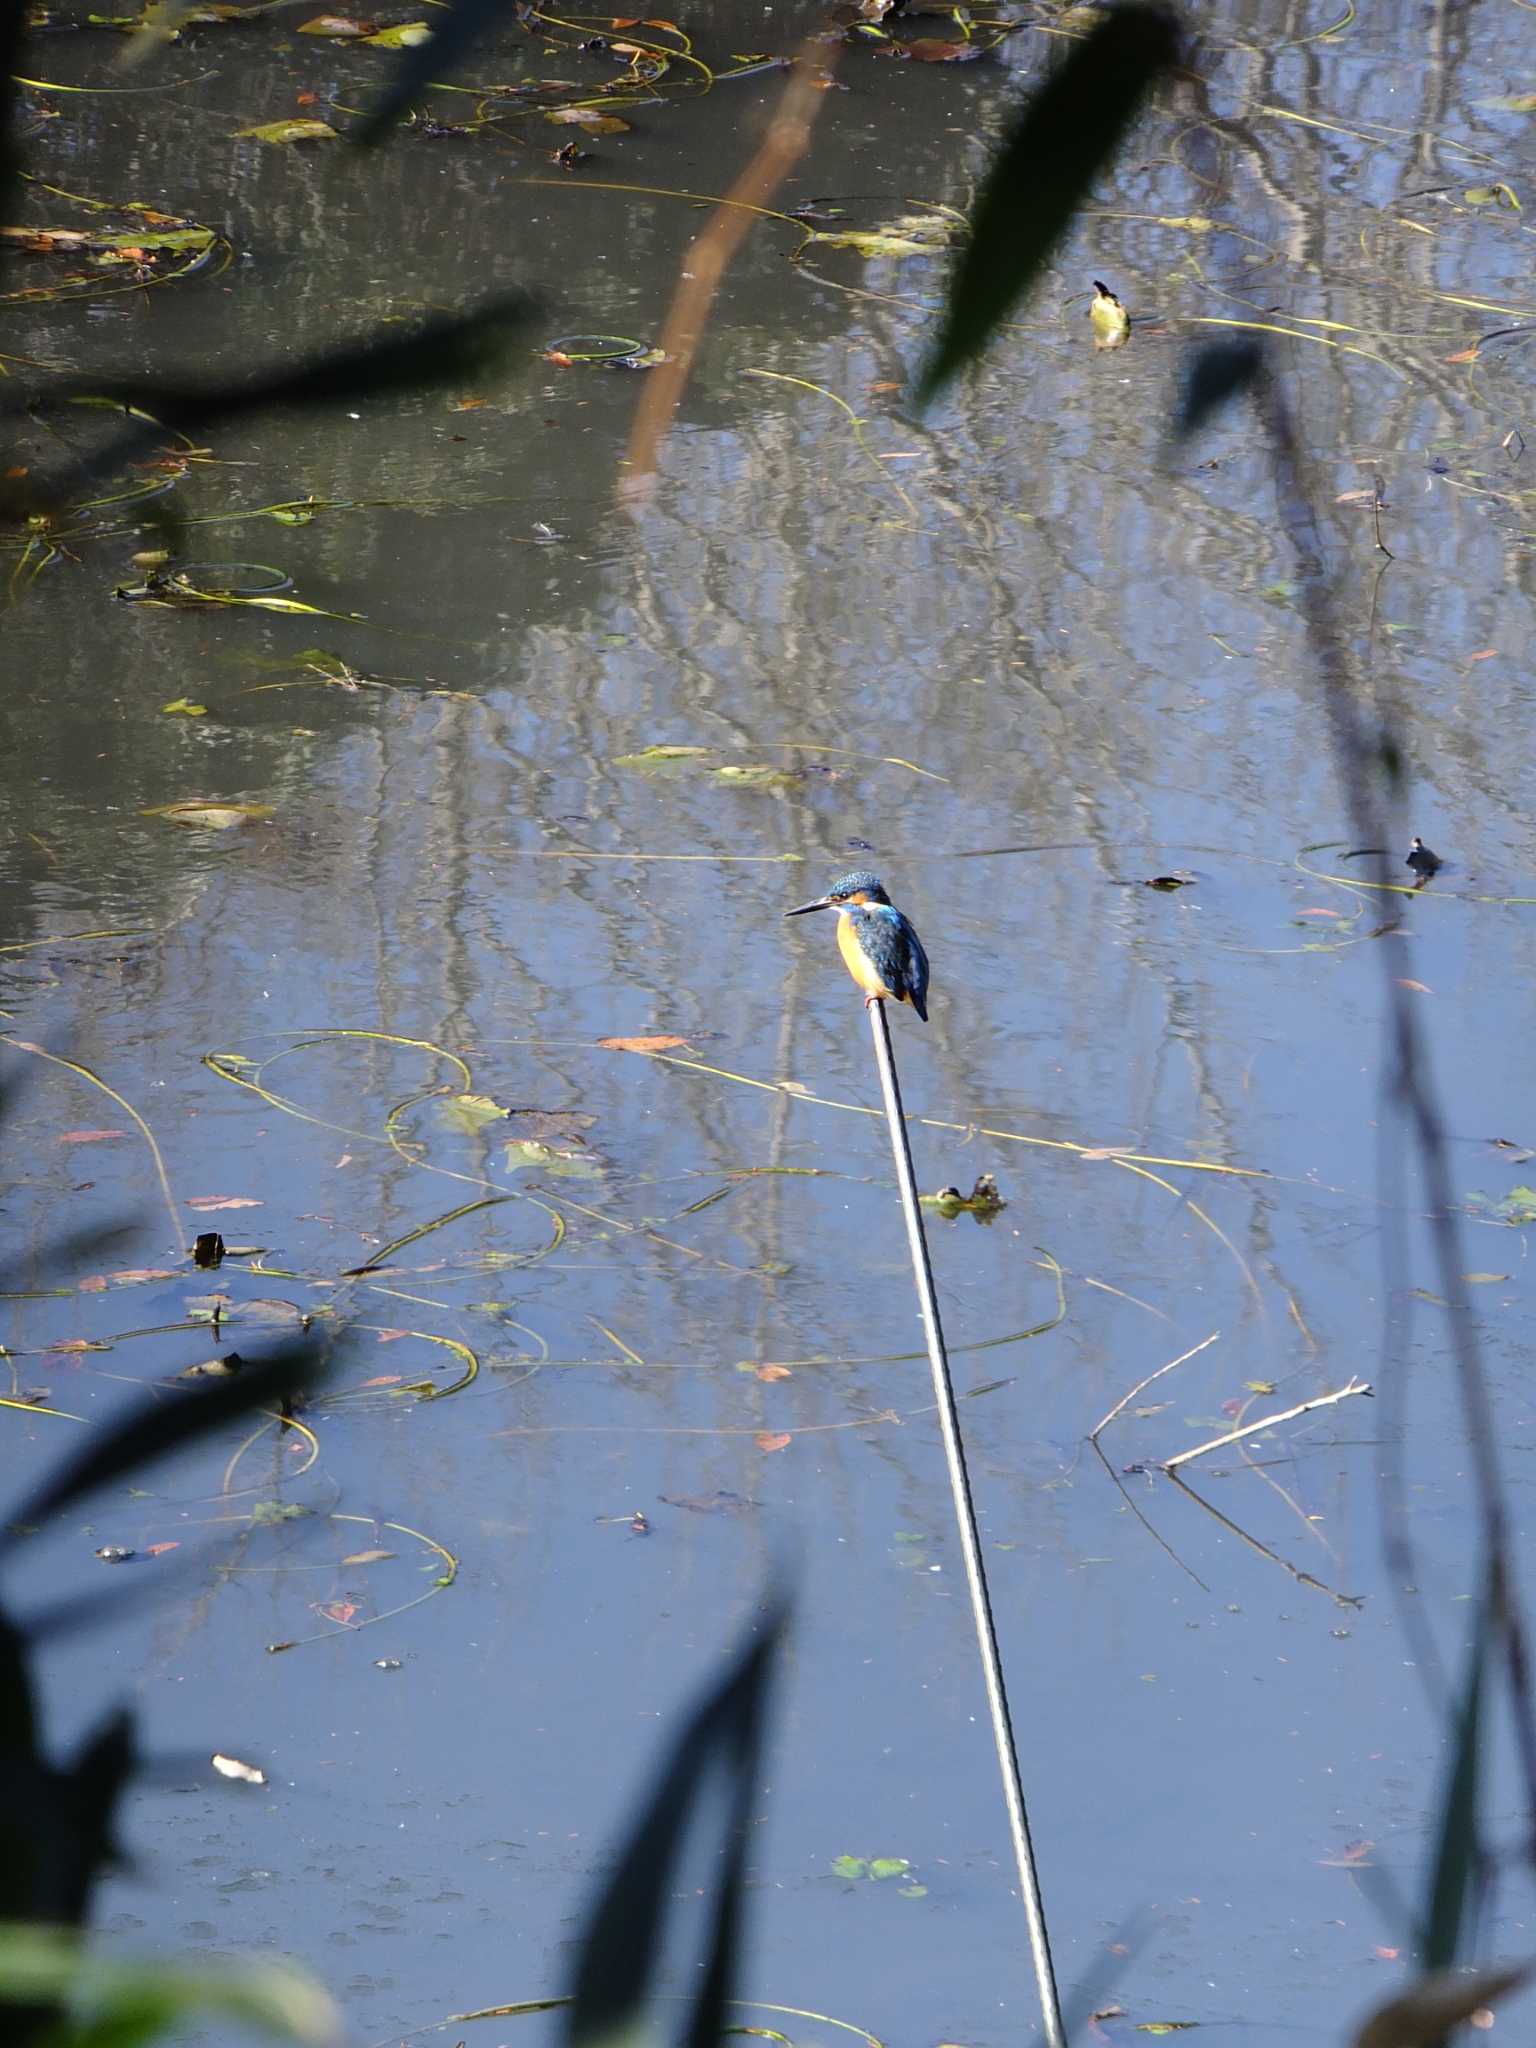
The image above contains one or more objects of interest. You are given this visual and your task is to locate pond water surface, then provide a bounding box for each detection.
[3,1,1536,2043]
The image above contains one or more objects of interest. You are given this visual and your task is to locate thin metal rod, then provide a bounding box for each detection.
[867,999,1066,2048]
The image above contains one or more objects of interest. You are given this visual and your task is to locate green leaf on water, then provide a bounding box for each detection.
[612,744,712,769]
[363,19,431,44]
[161,697,208,716]
[911,3,1179,407]
[831,1855,868,1880]
[713,764,800,791]
[1462,1273,1508,1285]
[897,1883,928,1899]
[868,1857,910,1881]
[235,118,341,143]
[439,1092,510,1133]
[504,1138,602,1178]
[143,801,274,829]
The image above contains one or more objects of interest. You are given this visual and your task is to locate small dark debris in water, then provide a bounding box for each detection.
[847,837,875,851]
[922,1172,1005,1221]
[374,1657,403,1671]
[1365,921,1404,939]
[415,118,474,138]
[579,33,608,49]
[603,348,668,371]
[629,1511,650,1537]
[552,141,589,167]
[1143,874,1194,891]
[95,1545,134,1563]
[659,1490,755,1515]
[193,1230,225,1269]
[790,199,851,224]
[177,1354,244,1379]
[1407,835,1442,880]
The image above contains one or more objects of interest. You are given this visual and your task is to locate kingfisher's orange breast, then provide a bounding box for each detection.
[837,910,894,998]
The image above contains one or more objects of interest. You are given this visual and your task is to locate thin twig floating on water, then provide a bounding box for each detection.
[1089,1330,1220,1442]
[619,45,830,510]
[1160,1377,1372,1471]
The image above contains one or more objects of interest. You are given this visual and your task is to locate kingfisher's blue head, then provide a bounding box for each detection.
[784,870,891,918]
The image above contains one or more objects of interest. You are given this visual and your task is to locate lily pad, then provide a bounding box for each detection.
[504,1138,602,1178]
[235,118,341,143]
[440,1092,511,1133]
[143,801,274,829]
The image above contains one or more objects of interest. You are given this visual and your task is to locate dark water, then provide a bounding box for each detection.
[4,1,1536,2042]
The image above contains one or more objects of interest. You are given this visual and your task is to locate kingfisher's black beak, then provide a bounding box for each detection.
[784,895,835,918]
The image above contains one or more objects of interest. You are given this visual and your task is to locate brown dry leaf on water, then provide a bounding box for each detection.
[145,1541,180,1557]
[757,1364,793,1382]
[316,1600,359,1626]
[755,1431,792,1453]
[59,1129,127,1144]
[186,1195,263,1211]
[597,1034,690,1053]
[1396,979,1434,994]
[342,1549,395,1565]
[901,36,985,59]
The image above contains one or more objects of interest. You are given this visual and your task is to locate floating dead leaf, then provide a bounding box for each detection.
[1395,979,1433,994]
[757,1364,793,1382]
[144,801,274,829]
[77,1276,108,1294]
[1463,1273,1509,1285]
[597,1034,689,1053]
[49,1339,107,1354]
[297,11,372,30]
[145,1541,181,1557]
[315,1600,359,1625]
[1466,648,1497,662]
[244,1298,304,1323]
[341,1548,395,1564]
[234,118,340,142]
[545,107,630,131]
[375,1328,410,1342]
[755,1431,792,1453]
[110,1267,176,1286]
[901,36,985,59]
[186,1194,263,1211]
[59,1129,127,1144]
[356,1374,403,1388]
[211,1753,266,1784]
[1444,346,1481,364]
[161,698,208,717]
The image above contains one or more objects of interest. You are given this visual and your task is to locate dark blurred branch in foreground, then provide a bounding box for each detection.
[1176,342,1536,1872]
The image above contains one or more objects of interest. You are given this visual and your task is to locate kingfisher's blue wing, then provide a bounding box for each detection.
[901,915,930,1022]
[867,904,929,1021]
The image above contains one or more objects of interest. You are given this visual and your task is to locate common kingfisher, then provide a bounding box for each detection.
[784,870,930,1022]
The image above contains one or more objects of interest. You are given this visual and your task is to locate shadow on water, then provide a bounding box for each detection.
[4,0,1536,2040]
